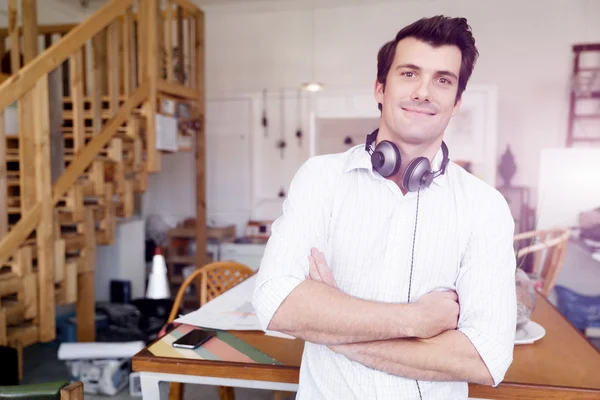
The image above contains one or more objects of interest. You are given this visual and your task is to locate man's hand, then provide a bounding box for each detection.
[413,290,460,338]
[307,247,337,288]
[307,247,458,339]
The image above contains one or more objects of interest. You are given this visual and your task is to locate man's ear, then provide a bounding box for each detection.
[452,96,462,116]
[374,79,385,106]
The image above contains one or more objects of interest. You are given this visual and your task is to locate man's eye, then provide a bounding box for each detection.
[439,77,452,85]
[402,71,415,78]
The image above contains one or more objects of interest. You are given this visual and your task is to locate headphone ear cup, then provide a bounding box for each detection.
[402,157,431,192]
[371,140,401,177]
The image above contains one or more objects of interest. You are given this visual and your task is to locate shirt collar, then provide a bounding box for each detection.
[344,143,449,187]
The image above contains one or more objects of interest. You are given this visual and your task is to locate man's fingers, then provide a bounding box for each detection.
[308,255,322,281]
[311,249,337,288]
[441,290,458,302]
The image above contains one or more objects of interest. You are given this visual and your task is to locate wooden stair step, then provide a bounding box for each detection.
[64,153,115,163]
[62,95,127,103]
[7,197,19,207]
[6,323,39,348]
[0,272,21,298]
[63,232,87,253]
[62,110,121,120]
[62,126,128,135]
[6,177,20,187]
[56,205,104,225]
[2,300,26,326]
[5,152,19,162]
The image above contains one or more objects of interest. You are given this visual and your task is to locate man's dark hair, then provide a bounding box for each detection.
[376,15,478,110]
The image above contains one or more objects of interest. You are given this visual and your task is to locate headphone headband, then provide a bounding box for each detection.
[365,128,450,177]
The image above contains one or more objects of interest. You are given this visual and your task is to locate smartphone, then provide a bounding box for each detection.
[172,329,216,349]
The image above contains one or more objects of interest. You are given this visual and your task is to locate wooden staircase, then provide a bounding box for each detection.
[0,0,205,380]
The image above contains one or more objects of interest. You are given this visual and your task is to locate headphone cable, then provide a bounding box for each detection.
[408,188,423,400]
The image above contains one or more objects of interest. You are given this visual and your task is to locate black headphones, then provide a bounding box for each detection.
[365,129,450,192]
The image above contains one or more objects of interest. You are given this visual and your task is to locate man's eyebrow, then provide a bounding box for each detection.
[395,63,458,81]
[437,70,459,81]
[395,63,421,71]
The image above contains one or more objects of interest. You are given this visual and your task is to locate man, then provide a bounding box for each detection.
[253,15,516,399]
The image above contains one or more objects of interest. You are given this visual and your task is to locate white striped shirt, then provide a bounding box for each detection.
[253,143,516,399]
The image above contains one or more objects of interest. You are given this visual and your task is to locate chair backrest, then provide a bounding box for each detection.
[168,261,255,323]
[514,228,571,296]
[0,381,83,400]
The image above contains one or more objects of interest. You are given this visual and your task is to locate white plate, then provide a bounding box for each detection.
[515,321,546,345]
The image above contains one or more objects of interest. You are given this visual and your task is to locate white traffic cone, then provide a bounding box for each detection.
[146,247,171,299]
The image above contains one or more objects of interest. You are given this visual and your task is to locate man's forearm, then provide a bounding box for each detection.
[268,280,419,345]
[331,330,494,385]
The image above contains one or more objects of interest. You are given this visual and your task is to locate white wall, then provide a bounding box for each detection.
[198,0,600,196]
[6,0,597,230]
[0,0,102,26]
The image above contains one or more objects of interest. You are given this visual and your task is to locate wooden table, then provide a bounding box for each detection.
[132,293,600,399]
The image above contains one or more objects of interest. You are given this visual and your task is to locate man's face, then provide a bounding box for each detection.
[375,37,462,144]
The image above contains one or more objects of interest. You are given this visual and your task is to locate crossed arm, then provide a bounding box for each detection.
[266,248,493,385]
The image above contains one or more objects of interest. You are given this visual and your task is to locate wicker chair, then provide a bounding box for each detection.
[167,261,255,400]
[514,228,571,296]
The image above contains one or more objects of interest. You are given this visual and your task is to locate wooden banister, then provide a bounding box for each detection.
[0,83,149,266]
[0,0,203,348]
[0,23,77,37]
[0,0,134,112]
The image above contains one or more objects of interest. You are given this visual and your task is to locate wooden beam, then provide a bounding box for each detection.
[166,0,174,82]
[0,113,7,238]
[20,273,37,320]
[22,0,39,63]
[156,79,201,100]
[33,74,55,342]
[76,271,95,342]
[19,92,36,213]
[0,23,77,37]
[0,36,5,60]
[0,84,149,267]
[107,21,120,117]
[70,49,86,152]
[176,6,184,85]
[0,0,134,112]
[195,11,206,275]
[75,207,96,344]
[19,1,38,215]
[7,0,20,73]
[14,246,33,277]
[60,382,84,400]
[123,7,134,95]
[189,17,196,89]
[67,48,86,222]
[172,0,201,16]
[136,4,147,86]
[0,309,6,346]
[54,238,66,283]
[146,0,161,172]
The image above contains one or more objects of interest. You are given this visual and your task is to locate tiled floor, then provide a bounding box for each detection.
[22,341,291,399]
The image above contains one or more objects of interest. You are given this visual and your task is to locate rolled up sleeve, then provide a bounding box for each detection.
[456,190,517,387]
[252,157,333,331]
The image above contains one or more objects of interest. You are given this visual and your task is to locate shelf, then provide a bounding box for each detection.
[167,227,196,238]
[166,255,195,264]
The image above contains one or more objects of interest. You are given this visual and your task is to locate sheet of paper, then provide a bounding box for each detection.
[155,113,178,151]
[175,275,295,339]
[58,341,145,360]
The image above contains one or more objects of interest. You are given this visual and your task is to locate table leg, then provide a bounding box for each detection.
[141,372,162,400]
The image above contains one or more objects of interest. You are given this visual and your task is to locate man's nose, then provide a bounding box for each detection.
[411,80,431,103]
